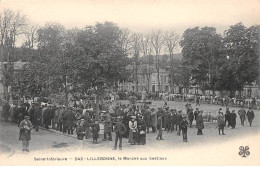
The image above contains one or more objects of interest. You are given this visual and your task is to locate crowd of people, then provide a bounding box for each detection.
[1,99,256,151]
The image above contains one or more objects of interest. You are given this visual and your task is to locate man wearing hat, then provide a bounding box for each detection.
[156,114,164,140]
[92,120,100,144]
[76,118,86,140]
[246,107,255,127]
[230,110,237,129]
[103,110,113,141]
[113,116,127,150]
[151,108,157,133]
[238,106,246,126]
[19,116,33,152]
[217,108,225,135]
[180,114,189,142]
[143,106,152,133]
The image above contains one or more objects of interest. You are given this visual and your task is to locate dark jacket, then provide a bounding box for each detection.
[114,122,127,136]
[64,110,75,127]
[246,110,255,122]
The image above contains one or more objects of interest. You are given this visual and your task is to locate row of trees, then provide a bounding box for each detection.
[180,23,259,97]
[1,9,259,103]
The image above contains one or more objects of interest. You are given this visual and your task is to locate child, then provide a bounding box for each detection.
[92,120,100,144]
[76,119,86,147]
[180,114,189,142]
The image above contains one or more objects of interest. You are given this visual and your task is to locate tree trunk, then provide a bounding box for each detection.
[156,55,160,93]
[95,94,100,121]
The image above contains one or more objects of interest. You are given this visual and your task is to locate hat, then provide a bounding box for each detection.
[182,114,187,118]
[219,108,222,110]
[151,108,155,110]
[80,118,85,121]
[24,116,30,119]
[131,116,136,119]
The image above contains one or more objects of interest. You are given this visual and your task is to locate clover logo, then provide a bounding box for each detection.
[239,146,250,157]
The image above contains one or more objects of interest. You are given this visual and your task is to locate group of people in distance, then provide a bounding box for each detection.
[1,100,256,152]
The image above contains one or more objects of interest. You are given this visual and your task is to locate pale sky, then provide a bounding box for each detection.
[1,0,260,48]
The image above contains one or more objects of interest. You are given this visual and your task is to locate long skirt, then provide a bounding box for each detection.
[138,133,146,145]
[128,129,137,144]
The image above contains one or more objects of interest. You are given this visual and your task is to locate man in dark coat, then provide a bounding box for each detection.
[196,111,204,135]
[180,114,189,142]
[230,110,237,129]
[246,107,255,127]
[92,120,100,144]
[143,106,152,133]
[217,108,225,135]
[64,107,76,135]
[188,108,194,128]
[28,103,36,126]
[113,117,127,150]
[194,108,199,121]
[18,105,28,127]
[34,104,42,132]
[238,107,246,126]
[103,110,112,141]
[225,108,231,127]
[42,105,51,129]
[156,115,164,140]
[172,109,178,131]
[83,110,92,139]
[176,110,183,136]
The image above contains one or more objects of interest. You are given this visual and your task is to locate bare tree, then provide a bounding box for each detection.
[0,9,14,46]
[164,31,180,93]
[120,28,131,55]
[150,29,165,93]
[130,32,142,92]
[140,34,153,91]
[23,24,38,49]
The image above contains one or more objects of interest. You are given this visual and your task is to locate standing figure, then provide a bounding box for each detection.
[246,107,255,127]
[196,96,200,106]
[113,117,127,150]
[194,108,199,121]
[225,108,231,127]
[238,106,246,126]
[217,108,225,135]
[180,114,189,142]
[143,106,152,133]
[188,108,194,128]
[128,116,137,145]
[83,111,92,139]
[151,108,157,133]
[196,111,204,135]
[137,115,146,145]
[64,107,76,135]
[76,119,86,141]
[19,116,33,152]
[156,115,164,140]
[34,104,42,132]
[103,110,113,141]
[230,110,237,129]
[92,121,100,144]
[176,110,183,136]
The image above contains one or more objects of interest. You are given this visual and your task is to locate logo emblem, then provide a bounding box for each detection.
[239,146,250,157]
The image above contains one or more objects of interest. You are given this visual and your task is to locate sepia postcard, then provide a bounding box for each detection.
[0,0,260,166]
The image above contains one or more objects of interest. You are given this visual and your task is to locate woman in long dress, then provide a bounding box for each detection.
[137,114,146,145]
[128,116,137,145]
